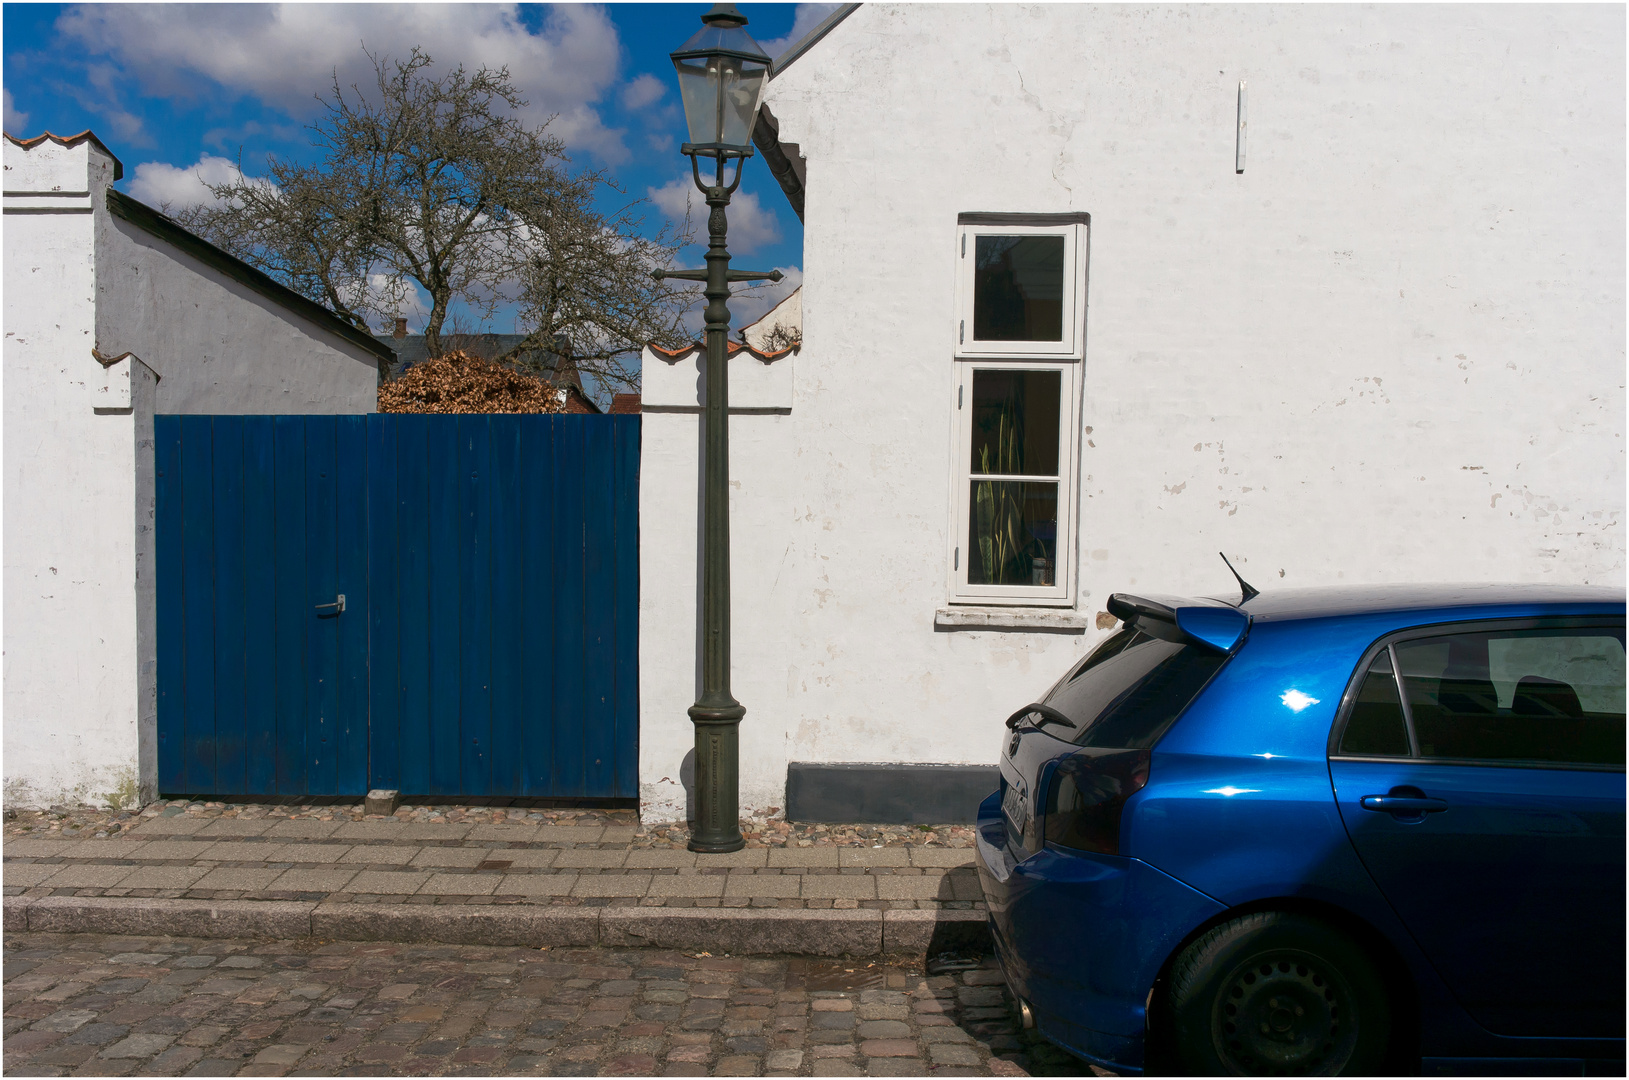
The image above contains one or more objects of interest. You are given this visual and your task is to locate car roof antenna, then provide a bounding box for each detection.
[1219,552,1260,603]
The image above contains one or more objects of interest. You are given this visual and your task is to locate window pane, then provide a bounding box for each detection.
[1340,650,1410,757]
[967,480,1056,586]
[1395,628,1626,766]
[974,235,1065,341]
[970,369,1060,476]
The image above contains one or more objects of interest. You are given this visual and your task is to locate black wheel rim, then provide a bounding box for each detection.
[1210,949,1360,1076]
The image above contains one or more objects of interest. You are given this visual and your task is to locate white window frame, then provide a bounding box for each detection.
[947,214,1088,607]
[954,221,1086,359]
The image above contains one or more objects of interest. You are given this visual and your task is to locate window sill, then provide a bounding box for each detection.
[935,606,1089,633]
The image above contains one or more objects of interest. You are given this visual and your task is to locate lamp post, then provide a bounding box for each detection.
[653,3,782,854]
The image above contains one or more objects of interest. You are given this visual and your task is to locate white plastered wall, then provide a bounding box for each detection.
[638,4,1626,821]
[640,345,799,821]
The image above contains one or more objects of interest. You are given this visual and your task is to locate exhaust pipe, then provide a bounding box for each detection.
[1018,998,1036,1030]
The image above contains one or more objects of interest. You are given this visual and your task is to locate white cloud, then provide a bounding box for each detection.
[126,153,253,211]
[757,4,843,60]
[4,88,29,133]
[648,175,781,255]
[647,175,698,229]
[621,73,665,112]
[55,4,630,162]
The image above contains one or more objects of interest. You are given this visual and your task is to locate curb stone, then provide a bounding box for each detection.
[23,896,316,939]
[4,894,992,956]
[309,902,599,947]
[4,894,34,931]
[599,906,881,955]
[882,906,990,953]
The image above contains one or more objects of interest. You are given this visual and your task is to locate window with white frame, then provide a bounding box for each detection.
[948,213,1087,607]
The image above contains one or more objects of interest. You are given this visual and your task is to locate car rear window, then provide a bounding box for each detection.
[1044,627,1226,748]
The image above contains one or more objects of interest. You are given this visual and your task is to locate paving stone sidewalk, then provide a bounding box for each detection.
[5,809,984,912]
[6,801,978,852]
[3,931,1101,1077]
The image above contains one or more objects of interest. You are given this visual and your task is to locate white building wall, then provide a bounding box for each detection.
[4,134,386,809]
[638,4,1626,820]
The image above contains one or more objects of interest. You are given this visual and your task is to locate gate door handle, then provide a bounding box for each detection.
[315,594,346,614]
[1360,795,1446,814]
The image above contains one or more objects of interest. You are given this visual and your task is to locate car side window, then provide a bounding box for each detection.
[1393,627,1625,767]
[1338,650,1411,757]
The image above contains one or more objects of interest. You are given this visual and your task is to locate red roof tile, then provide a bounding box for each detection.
[646,340,796,363]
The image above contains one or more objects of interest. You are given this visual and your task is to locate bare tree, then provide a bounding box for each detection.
[179,48,696,391]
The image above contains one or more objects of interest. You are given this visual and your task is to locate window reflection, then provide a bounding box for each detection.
[970,370,1060,476]
[974,235,1065,341]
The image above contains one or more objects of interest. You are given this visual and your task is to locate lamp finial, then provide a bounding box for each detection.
[701,3,748,29]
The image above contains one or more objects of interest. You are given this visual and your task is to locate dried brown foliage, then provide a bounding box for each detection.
[377,351,565,414]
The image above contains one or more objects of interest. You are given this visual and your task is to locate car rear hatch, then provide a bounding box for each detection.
[998,593,1249,858]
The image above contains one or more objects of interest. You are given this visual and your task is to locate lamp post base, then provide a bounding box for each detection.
[688,708,746,853]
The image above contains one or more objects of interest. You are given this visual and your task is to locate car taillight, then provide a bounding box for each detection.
[1042,748,1151,855]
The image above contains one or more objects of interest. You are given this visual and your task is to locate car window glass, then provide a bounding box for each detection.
[1046,631,1224,749]
[1339,650,1410,757]
[1394,628,1625,767]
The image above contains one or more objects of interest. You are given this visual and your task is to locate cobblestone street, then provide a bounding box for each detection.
[3,932,1095,1077]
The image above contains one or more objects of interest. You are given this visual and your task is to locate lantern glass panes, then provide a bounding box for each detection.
[670,5,771,157]
[674,53,768,152]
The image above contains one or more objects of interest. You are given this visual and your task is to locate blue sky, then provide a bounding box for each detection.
[3,3,830,335]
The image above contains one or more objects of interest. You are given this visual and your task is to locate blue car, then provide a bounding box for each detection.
[975,583,1625,1076]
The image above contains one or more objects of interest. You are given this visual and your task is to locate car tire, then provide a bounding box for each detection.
[1165,911,1390,1076]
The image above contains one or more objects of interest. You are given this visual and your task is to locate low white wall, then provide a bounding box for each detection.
[638,4,1626,821]
[639,345,802,821]
[3,138,153,808]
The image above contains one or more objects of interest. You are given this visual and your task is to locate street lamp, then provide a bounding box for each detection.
[654,3,782,854]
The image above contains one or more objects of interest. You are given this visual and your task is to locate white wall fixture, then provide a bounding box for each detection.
[1237,80,1248,174]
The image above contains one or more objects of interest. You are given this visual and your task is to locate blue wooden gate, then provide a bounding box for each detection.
[154,414,639,799]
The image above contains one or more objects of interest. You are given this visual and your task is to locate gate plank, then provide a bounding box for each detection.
[272,416,308,795]
[179,415,216,795]
[336,415,369,795]
[210,416,248,794]
[581,417,616,798]
[155,416,185,794]
[305,417,339,794]
[458,417,493,796]
[427,418,461,796]
[396,416,431,797]
[366,415,401,792]
[521,417,557,797]
[553,419,587,797]
[612,416,641,798]
[242,417,278,796]
[489,415,525,797]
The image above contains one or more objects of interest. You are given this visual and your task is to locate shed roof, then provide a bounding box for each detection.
[106,189,394,362]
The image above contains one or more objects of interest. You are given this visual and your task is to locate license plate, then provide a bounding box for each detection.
[1001,780,1029,837]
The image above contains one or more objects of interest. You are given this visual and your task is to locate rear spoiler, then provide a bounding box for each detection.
[1107,593,1251,654]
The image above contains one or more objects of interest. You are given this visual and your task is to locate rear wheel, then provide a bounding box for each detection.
[1166,911,1389,1076]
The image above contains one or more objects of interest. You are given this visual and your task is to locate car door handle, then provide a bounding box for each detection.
[1360,795,1447,813]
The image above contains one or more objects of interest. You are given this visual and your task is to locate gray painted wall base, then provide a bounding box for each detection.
[786,763,1000,825]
